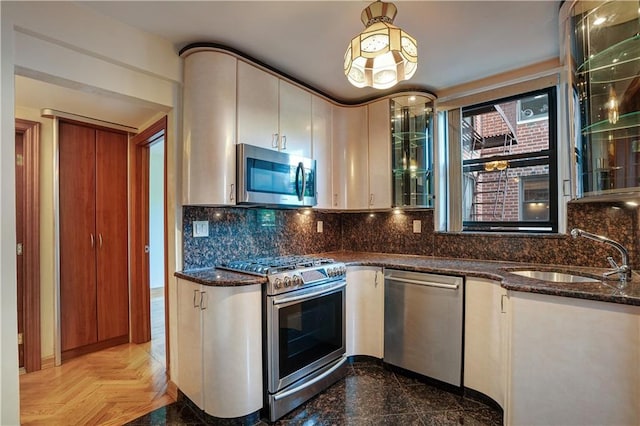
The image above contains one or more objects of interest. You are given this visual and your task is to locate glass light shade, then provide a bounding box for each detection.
[344,1,418,90]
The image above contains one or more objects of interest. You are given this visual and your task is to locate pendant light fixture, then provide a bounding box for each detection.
[344,0,417,90]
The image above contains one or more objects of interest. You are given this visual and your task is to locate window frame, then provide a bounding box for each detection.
[460,87,559,233]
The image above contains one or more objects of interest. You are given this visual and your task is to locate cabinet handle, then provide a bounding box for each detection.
[369,193,374,206]
[90,234,95,248]
[229,183,235,203]
[374,272,378,287]
[281,135,287,150]
[98,233,103,248]
[333,193,338,207]
[199,291,207,310]
[272,133,279,148]
[501,294,507,314]
[193,289,199,308]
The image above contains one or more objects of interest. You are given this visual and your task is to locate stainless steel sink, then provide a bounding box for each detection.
[509,270,600,283]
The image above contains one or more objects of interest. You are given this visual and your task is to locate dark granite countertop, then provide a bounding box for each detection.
[175,250,640,307]
[175,268,266,286]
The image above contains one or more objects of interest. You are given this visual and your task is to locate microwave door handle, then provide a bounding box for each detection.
[295,162,304,202]
[301,163,306,202]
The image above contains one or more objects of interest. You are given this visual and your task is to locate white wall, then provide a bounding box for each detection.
[149,140,165,288]
[1,3,182,423]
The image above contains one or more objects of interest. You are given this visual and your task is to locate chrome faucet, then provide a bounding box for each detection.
[570,228,632,285]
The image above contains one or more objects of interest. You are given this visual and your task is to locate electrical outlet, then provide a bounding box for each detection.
[317,221,323,233]
[193,220,209,237]
[413,220,422,233]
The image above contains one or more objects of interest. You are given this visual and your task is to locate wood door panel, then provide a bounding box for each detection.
[16,131,25,367]
[59,122,98,351]
[95,130,129,341]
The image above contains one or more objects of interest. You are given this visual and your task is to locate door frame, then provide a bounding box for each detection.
[15,118,41,372]
[129,116,168,364]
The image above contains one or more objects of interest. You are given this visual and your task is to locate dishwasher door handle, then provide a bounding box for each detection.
[386,276,459,290]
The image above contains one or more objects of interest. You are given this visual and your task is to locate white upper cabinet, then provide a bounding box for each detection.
[312,96,333,209]
[182,50,237,205]
[237,61,279,150]
[237,61,311,157]
[367,99,392,209]
[279,79,312,157]
[332,101,392,210]
[332,105,369,209]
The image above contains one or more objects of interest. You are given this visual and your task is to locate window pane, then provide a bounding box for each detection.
[461,88,556,232]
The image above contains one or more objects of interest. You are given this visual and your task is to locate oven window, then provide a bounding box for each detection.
[278,291,343,379]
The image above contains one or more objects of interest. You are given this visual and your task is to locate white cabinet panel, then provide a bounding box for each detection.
[507,292,640,426]
[182,51,237,205]
[177,280,204,407]
[279,80,311,157]
[367,99,391,208]
[312,96,333,209]
[237,61,311,156]
[346,266,384,358]
[177,279,263,418]
[464,278,507,409]
[237,61,279,150]
[332,106,369,209]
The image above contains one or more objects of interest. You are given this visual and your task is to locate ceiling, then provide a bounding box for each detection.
[15,1,561,127]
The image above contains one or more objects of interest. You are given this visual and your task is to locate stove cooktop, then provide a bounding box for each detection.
[219,255,337,276]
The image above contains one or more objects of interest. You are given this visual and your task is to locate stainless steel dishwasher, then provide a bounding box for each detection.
[384,269,463,387]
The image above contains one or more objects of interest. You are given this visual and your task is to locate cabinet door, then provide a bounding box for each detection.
[508,293,640,426]
[95,129,129,341]
[177,279,204,407]
[278,79,311,157]
[346,266,384,358]
[183,51,237,205]
[333,106,369,209]
[368,100,391,208]
[59,122,98,351]
[237,61,279,150]
[464,278,506,409]
[312,96,333,209]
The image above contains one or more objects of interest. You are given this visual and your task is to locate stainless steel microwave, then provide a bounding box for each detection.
[237,143,317,207]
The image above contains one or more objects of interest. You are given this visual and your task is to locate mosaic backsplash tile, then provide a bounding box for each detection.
[182,202,639,271]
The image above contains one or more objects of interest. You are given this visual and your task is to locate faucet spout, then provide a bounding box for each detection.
[570,228,632,284]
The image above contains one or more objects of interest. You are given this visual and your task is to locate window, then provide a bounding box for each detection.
[460,87,558,232]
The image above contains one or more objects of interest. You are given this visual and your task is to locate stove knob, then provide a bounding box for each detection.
[340,266,346,276]
[283,276,292,287]
[328,267,335,277]
[292,275,303,286]
[273,278,283,289]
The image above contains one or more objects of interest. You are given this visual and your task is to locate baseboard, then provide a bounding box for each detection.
[167,380,179,400]
[41,355,55,370]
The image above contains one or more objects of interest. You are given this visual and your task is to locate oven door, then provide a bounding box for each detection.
[267,280,346,393]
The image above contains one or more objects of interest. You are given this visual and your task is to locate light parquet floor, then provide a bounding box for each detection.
[20,289,172,426]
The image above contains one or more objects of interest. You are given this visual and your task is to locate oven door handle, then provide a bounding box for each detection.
[272,281,346,305]
[273,356,347,401]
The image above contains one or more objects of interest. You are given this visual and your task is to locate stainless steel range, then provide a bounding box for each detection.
[219,255,348,422]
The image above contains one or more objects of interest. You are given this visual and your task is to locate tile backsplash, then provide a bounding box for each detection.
[182,202,639,270]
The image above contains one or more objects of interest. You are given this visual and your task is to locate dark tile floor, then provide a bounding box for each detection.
[127,361,503,426]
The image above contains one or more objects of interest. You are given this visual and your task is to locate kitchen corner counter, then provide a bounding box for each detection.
[174,268,266,286]
[318,251,640,307]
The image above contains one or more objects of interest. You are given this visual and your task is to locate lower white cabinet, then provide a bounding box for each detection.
[177,279,263,418]
[464,278,508,409]
[346,266,384,358]
[507,292,640,426]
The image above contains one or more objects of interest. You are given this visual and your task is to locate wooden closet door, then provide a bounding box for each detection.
[59,122,98,351]
[95,129,129,341]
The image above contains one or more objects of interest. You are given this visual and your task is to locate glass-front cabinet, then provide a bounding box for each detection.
[391,95,435,207]
[566,0,640,198]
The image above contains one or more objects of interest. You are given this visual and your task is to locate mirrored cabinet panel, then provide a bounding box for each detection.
[568,0,640,199]
[391,95,435,207]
